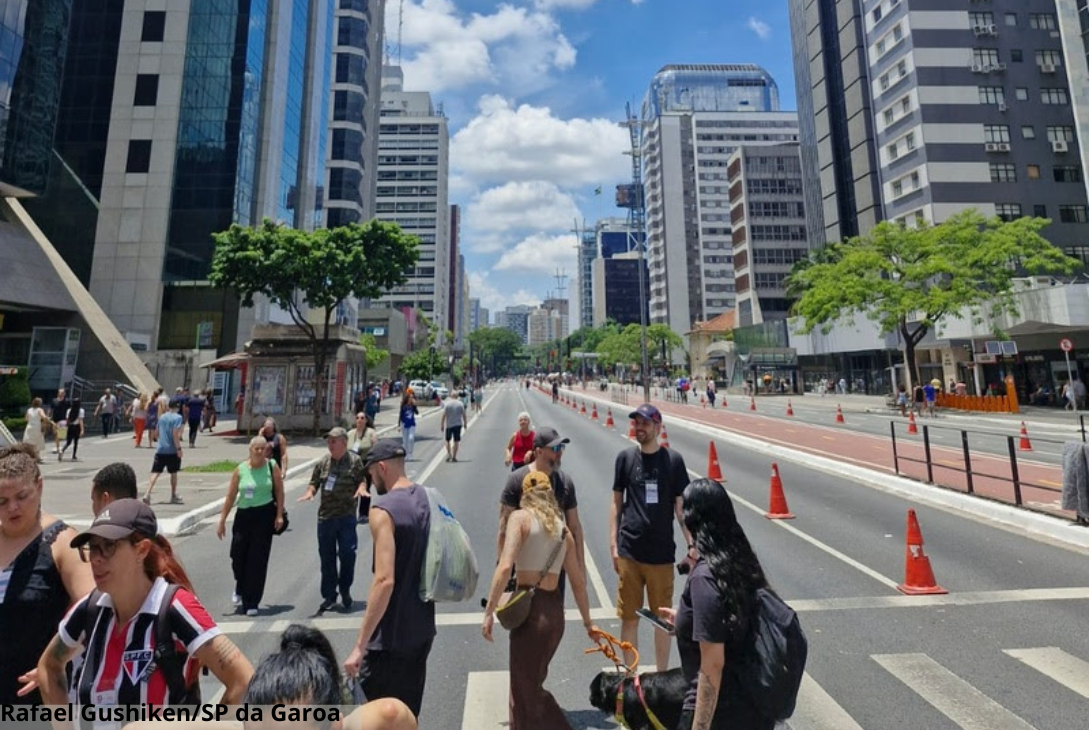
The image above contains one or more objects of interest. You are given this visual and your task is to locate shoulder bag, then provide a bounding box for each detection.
[496,527,566,631]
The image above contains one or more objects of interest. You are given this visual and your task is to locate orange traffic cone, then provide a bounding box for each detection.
[628,419,636,438]
[591,404,599,420]
[707,442,723,481]
[580,401,587,415]
[907,412,919,435]
[896,509,947,595]
[765,463,794,520]
[572,398,578,411]
[660,425,671,449]
[1019,422,1033,451]
[786,400,794,417]
[605,409,615,428]
[749,397,756,411]
[835,404,845,424]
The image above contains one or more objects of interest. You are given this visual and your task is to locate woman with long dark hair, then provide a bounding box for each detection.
[58,400,83,462]
[659,478,775,730]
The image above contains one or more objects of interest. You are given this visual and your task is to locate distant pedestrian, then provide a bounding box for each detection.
[471,385,482,413]
[398,391,419,459]
[838,377,848,395]
[551,380,559,403]
[896,385,908,416]
[365,386,380,421]
[58,400,84,462]
[145,388,162,446]
[299,427,368,613]
[610,404,694,671]
[260,418,289,475]
[49,388,69,456]
[1065,381,1078,411]
[217,436,285,616]
[706,379,717,408]
[201,388,217,432]
[128,392,150,447]
[924,381,938,417]
[91,461,138,516]
[22,397,48,458]
[441,390,468,463]
[913,384,925,415]
[344,439,435,719]
[93,388,117,438]
[185,389,206,447]
[504,412,535,471]
[143,397,185,505]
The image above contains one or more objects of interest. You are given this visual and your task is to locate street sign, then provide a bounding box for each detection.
[0,367,17,375]
[1060,338,1074,352]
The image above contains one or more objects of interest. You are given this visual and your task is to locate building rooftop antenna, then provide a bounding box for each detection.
[397,0,405,66]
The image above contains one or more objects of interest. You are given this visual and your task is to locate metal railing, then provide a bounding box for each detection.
[890,419,1066,515]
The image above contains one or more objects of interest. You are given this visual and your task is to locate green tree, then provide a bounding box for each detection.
[210,219,419,433]
[469,327,523,372]
[596,326,642,368]
[788,210,1080,385]
[358,333,390,372]
[400,349,442,383]
[0,367,30,413]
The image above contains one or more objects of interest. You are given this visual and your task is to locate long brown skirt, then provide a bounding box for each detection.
[509,585,571,730]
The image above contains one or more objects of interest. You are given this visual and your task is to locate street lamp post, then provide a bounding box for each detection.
[428,345,436,383]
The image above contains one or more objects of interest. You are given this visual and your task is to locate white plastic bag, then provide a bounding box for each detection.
[419,487,479,602]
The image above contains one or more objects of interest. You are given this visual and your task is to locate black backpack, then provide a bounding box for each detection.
[78,585,201,705]
[734,588,807,720]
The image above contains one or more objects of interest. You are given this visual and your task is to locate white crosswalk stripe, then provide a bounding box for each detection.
[786,673,866,730]
[1004,647,1089,700]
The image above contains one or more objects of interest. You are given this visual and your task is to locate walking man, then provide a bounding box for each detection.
[610,404,694,671]
[94,388,117,438]
[143,398,185,505]
[91,462,138,516]
[299,427,368,613]
[185,388,206,447]
[440,389,468,462]
[344,439,435,719]
[50,388,69,456]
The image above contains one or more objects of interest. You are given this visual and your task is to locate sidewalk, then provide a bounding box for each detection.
[38,398,436,533]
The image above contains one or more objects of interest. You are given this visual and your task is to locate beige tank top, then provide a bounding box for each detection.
[518,514,567,574]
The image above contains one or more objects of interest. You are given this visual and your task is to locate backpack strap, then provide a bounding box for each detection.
[149,584,201,705]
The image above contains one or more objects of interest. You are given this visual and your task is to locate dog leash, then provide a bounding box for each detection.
[586,630,668,730]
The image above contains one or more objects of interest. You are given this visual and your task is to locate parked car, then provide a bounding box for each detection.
[408,379,428,394]
[425,381,449,400]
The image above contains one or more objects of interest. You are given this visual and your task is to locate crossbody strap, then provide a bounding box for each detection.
[533,527,567,589]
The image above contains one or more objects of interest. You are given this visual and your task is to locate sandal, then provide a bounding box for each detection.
[170,496,184,505]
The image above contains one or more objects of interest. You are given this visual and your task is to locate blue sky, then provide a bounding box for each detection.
[390,0,794,319]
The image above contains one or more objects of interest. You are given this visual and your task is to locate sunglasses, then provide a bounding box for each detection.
[550,444,566,453]
[78,538,127,562]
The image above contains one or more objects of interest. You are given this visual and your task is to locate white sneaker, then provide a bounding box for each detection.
[232,593,241,607]
[246,608,258,617]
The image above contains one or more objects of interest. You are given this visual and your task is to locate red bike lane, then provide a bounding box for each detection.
[560,387,1071,520]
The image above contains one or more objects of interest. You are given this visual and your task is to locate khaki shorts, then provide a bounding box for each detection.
[616,557,674,621]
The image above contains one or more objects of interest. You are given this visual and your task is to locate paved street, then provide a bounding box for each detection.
[63,382,1084,729]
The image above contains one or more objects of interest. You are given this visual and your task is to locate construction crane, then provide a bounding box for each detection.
[382,0,406,67]
[618,101,651,402]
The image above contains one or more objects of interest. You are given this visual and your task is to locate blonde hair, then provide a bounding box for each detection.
[249,435,269,450]
[138,392,150,410]
[520,471,562,537]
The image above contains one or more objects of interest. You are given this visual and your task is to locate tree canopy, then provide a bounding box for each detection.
[788,210,1081,384]
[469,327,523,365]
[210,219,419,432]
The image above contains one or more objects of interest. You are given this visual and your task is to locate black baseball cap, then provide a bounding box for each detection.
[628,404,662,423]
[533,427,570,449]
[363,438,407,467]
[71,498,158,547]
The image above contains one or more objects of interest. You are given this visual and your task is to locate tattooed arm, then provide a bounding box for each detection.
[194,635,254,704]
[31,633,81,706]
[692,641,725,730]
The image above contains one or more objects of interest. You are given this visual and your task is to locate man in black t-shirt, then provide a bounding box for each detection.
[611,403,693,672]
[50,388,69,456]
[497,426,584,572]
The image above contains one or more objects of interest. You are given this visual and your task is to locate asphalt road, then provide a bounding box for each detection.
[171,383,1089,729]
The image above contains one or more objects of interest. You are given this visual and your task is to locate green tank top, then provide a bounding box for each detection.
[236,461,275,509]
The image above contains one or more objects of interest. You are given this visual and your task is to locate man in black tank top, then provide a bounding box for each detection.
[344,439,435,719]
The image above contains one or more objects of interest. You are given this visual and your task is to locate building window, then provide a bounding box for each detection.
[1027,164,1041,179]
[877,39,886,56]
[969,12,994,26]
[1015,88,1029,101]
[973,49,1000,66]
[1041,88,1069,105]
[995,204,1022,221]
[1005,13,1017,26]
[1055,166,1084,183]
[1022,126,1036,139]
[880,73,890,91]
[1034,205,1047,218]
[905,132,916,151]
[979,86,1005,105]
[1010,49,1023,63]
[1059,205,1089,223]
[893,24,903,41]
[989,163,1017,182]
[1036,50,1063,67]
[897,59,908,77]
[133,75,159,106]
[873,6,882,22]
[141,11,166,42]
[1029,13,1057,30]
[126,140,152,174]
[984,125,1010,143]
[901,96,911,114]
[884,108,894,125]
[1047,126,1075,142]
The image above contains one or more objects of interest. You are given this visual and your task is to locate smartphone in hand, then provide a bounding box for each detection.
[636,607,675,634]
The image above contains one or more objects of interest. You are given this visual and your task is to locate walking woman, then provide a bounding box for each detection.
[31,498,254,706]
[22,398,48,458]
[398,391,419,459]
[1,444,94,705]
[130,392,150,448]
[482,471,597,730]
[260,418,289,475]
[504,412,535,471]
[658,478,776,730]
[217,437,285,616]
[348,413,378,459]
[145,388,161,446]
[202,388,217,432]
[58,399,83,462]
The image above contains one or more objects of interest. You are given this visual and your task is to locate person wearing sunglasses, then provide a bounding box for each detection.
[497,428,584,577]
[29,498,254,708]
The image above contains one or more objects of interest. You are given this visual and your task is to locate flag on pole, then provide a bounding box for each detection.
[594,186,602,195]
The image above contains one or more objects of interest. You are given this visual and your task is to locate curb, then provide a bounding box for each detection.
[161,423,402,537]
[558,388,1089,553]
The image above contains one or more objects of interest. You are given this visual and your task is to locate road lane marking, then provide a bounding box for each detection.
[461,671,508,730]
[873,653,1037,730]
[216,607,618,634]
[686,468,900,590]
[787,674,865,730]
[1004,647,1089,699]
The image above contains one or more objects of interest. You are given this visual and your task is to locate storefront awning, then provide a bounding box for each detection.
[1005,320,1087,337]
[199,352,250,370]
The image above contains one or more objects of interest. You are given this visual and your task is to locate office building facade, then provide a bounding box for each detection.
[448,204,461,341]
[592,253,649,327]
[576,228,595,329]
[791,0,1089,258]
[372,65,450,339]
[640,64,799,336]
[728,144,809,326]
[498,304,533,344]
[324,0,384,227]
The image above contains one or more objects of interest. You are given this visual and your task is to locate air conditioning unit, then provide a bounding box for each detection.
[984,142,1000,152]
[971,63,985,73]
[996,142,1011,152]
[973,25,988,36]
[1040,63,1057,73]
[991,62,1007,72]
[1052,140,1070,153]
[997,102,1008,112]
[988,24,999,35]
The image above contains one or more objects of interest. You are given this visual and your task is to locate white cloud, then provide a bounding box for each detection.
[469,271,541,312]
[494,233,579,276]
[747,17,771,40]
[395,0,576,94]
[534,0,643,8]
[451,96,629,188]
[465,181,581,252]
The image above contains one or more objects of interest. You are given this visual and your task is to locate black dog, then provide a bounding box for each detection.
[590,667,688,730]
